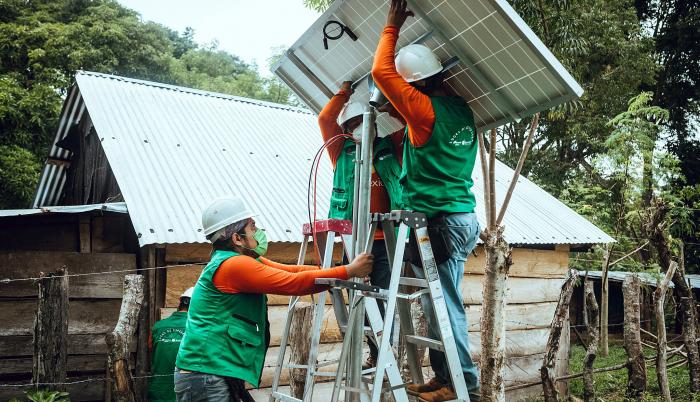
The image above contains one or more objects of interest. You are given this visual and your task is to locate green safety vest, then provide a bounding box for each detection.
[401,96,477,218]
[148,311,187,402]
[175,250,269,387]
[329,137,403,220]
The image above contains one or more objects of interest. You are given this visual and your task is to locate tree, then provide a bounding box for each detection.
[0,0,299,208]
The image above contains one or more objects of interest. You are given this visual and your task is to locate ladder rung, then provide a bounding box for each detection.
[399,277,428,288]
[284,363,311,369]
[339,385,370,395]
[315,359,339,368]
[405,335,444,351]
[271,391,302,402]
[315,278,388,299]
[313,371,339,377]
[397,289,430,300]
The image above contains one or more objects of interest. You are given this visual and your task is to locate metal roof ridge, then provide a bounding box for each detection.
[75,70,313,115]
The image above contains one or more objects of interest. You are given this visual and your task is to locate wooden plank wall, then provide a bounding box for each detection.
[0,213,138,401]
[164,243,571,401]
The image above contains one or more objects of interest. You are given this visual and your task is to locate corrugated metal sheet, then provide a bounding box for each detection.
[581,271,700,290]
[0,202,127,217]
[32,71,613,247]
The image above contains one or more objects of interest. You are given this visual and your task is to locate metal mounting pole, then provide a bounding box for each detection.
[345,106,376,402]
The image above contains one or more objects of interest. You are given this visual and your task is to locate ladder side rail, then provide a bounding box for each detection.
[414,226,470,401]
[270,235,310,401]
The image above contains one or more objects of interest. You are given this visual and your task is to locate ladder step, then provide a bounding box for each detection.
[271,391,302,402]
[314,278,388,299]
[397,289,429,300]
[399,277,428,288]
[405,335,445,351]
[301,219,352,235]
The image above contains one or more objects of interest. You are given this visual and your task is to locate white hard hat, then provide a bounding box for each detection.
[201,196,256,237]
[395,44,443,83]
[181,287,194,298]
[337,101,365,127]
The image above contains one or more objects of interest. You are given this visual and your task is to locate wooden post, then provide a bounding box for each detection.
[135,246,155,400]
[33,267,69,391]
[655,261,677,402]
[480,226,512,401]
[672,242,700,391]
[582,280,599,402]
[106,274,145,402]
[622,275,646,399]
[600,246,611,357]
[288,302,314,398]
[541,269,578,402]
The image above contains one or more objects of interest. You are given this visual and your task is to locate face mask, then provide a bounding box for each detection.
[249,229,268,256]
[351,125,363,141]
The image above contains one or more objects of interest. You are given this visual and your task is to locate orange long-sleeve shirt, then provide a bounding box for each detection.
[371,25,436,147]
[212,255,348,295]
[318,90,405,240]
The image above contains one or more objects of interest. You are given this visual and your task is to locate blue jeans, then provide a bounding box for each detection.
[411,212,480,392]
[174,371,231,402]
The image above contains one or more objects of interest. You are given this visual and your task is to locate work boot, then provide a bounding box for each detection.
[362,355,377,370]
[418,385,456,402]
[406,377,444,396]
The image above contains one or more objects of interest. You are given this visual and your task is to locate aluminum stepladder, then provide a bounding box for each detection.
[321,211,470,402]
[270,219,354,402]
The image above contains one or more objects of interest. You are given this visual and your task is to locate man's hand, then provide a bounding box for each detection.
[387,0,414,29]
[346,253,374,278]
[339,80,353,94]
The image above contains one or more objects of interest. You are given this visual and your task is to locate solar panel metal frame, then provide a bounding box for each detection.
[272,0,583,133]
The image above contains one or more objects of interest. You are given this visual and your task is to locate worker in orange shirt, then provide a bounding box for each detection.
[175,196,373,401]
[318,81,404,368]
[371,1,481,401]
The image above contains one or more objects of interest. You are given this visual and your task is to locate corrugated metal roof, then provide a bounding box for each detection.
[32,71,613,247]
[581,271,700,290]
[0,202,127,217]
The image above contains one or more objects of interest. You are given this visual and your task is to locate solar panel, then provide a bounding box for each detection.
[272,0,583,134]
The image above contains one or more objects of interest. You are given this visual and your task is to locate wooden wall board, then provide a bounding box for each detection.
[464,301,557,332]
[0,251,136,298]
[0,299,121,336]
[0,215,79,252]
[166,242,347,265]
[165,264,205,307]
[0,333,130,357]
[465,246,569,278]
[0,354,110,375]
[463,275,565,305]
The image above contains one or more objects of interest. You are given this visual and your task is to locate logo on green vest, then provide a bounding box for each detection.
[449,125,476,147]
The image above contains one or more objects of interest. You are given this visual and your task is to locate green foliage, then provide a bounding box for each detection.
[568,343,699,401]
[0,0,300,209]
[0,145,41,208]
[9,390,70,402]
[303,0,333,12]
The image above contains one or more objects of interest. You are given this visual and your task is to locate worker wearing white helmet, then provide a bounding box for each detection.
[318,80,405,369]
[174,196,373,401]
[372,1,481,401]
[148,287,193,402]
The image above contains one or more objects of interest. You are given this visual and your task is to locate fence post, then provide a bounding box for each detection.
[33,267,69,391]
[599,247,611,357]
[622,275,646,400]
[106,274,145,402]
[288,302,313,398]
[582,280,599,402]
[541,269,578,402]
[655,262,676,402]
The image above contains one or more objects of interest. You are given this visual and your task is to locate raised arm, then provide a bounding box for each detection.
[371,1,435,147]
[318,82,353,166]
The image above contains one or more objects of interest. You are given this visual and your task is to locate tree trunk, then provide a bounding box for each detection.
[582,280,599,402]
[674,243,700,391]
[622,275,646,399]
[480,226,512,402]
[655,262,676,402]
[288,302,313,399]
[106,274,145,402]
[541,270,578,402]
[33,267,69,391]
[600,247,611,357]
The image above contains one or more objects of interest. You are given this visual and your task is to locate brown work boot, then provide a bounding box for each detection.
[406,377,444,396]
[362,355,377,370]
[418,385,457,402]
